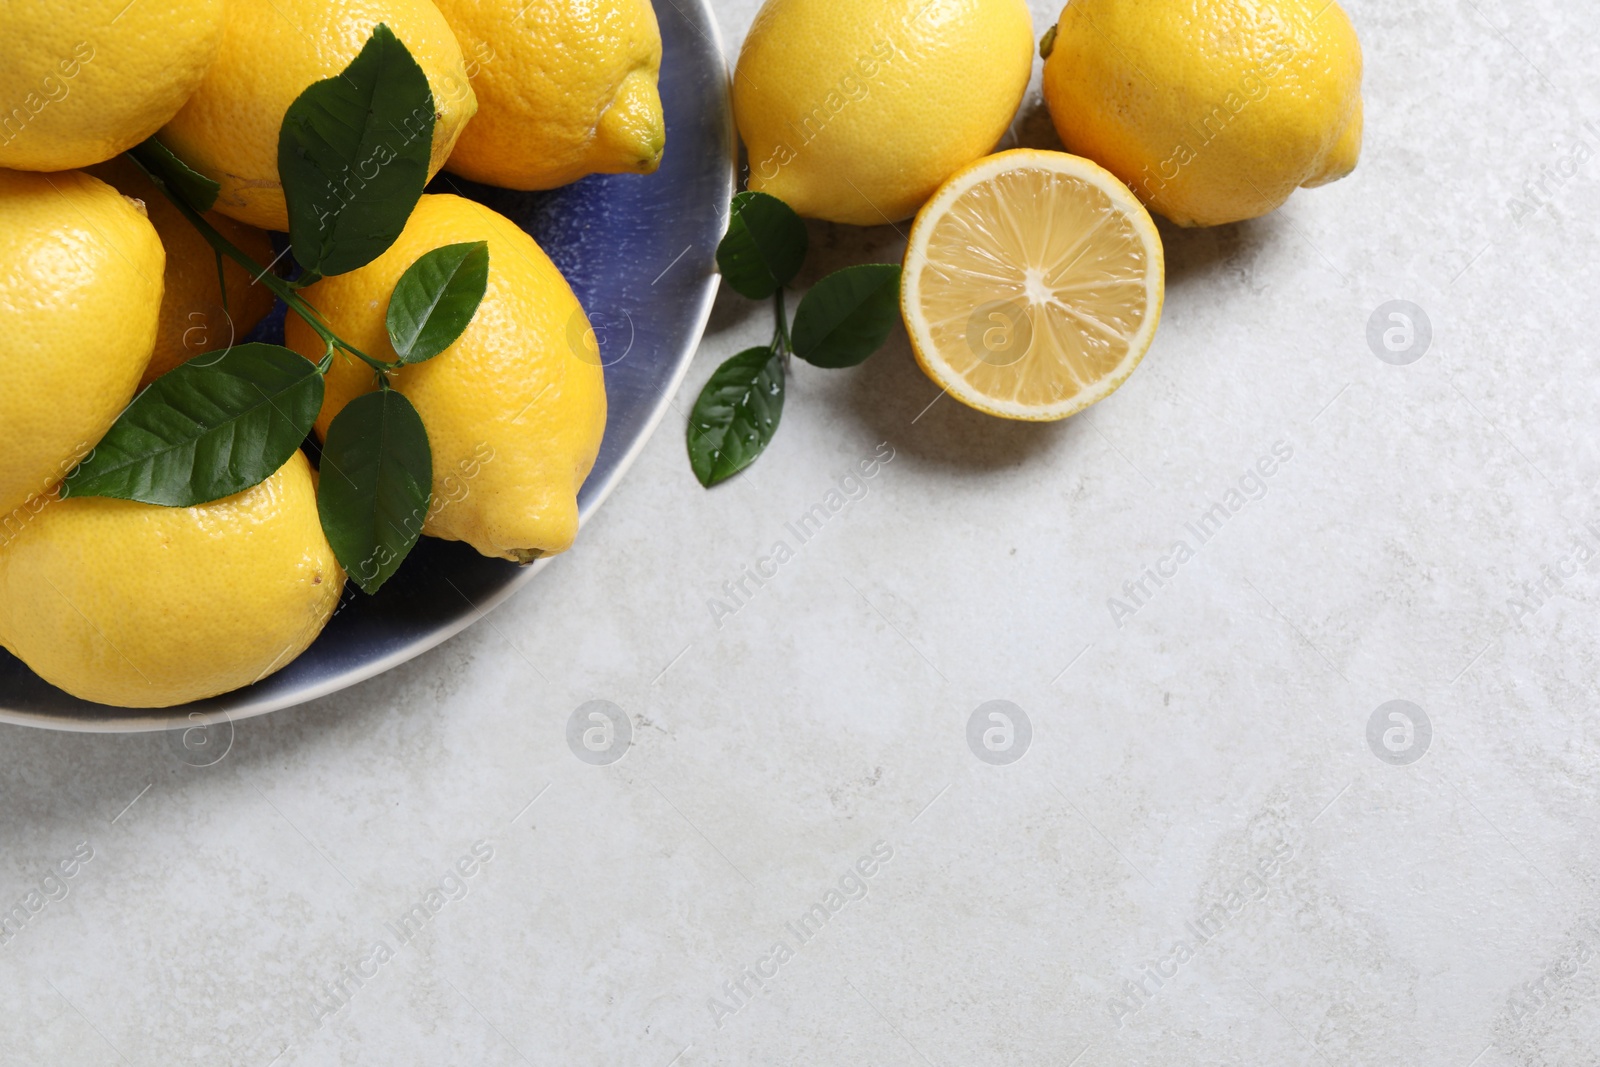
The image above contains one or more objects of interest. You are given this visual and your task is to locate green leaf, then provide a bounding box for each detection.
[62,344,322,506]
[687,347,785,487]
[386,242,490,364]
[791,264,904,369]
[279,23,434,279]
[716,191,808,300]
[127,137,220,212]
[317,389,433,594]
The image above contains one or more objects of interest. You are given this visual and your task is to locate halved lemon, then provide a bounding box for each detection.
[902,149,1165,422]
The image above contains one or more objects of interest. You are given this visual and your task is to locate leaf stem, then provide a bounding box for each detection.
[772,287,792,362]
[129,154,392,376]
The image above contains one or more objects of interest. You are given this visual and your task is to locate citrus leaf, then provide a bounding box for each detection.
[792,264,904,368]
[317,389,433,594]
[127,137,220,212]
[716,191,808,300]
[687,346,785,487]
[61,344,322,506]
[386,242,489,364]
[279,23,434,279]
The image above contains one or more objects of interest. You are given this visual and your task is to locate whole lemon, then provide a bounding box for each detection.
[285,195,607,562]
[734,0,1034,225]
[0,452,343,708]
[0,169,162,526]
[436,0,665,190]
[88,156,278,387]
[158,0,479,231]
[0,0,224,171]
[1041,0,1363,227]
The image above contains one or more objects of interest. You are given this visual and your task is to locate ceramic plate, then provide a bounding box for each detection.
[0,0,735,732]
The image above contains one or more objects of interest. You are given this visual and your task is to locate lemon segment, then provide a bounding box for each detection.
[902,150,1165,422]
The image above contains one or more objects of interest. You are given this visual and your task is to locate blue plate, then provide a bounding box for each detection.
[0,0,735,732]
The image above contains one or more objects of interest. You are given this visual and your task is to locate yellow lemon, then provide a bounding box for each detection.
[902,150,1164,421]
[158,0,478,231]
[436,0,665,190]
[734,0,1034,225]
[0,452,343,709]
[285,194,607,562]
[0,0,224,171]
[0,169,162,525]
[88,156,278,387]
[1041,0,1363,227]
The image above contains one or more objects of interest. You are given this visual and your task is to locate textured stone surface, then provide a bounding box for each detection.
[4,0,1600,1063]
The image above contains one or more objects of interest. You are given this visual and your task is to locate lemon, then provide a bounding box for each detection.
[0,452,343,709]
[1041,0,1363,227]
[285,194,607,562]
[88,156,278,387]
[158,0,478,231]
[734,0,1034,225]
[436,0,665,190]
[902,150,1164,422]
[0,169,163,526]
[0,0,224,171]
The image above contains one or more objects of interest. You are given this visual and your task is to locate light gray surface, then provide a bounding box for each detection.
[4,0,1600,1063]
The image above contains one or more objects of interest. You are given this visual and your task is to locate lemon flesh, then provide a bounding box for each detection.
[903,150,1164,422]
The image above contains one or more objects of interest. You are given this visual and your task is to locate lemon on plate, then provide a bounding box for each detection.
[436,0,665,191]
[1041,0,1363,227]
[0,0,224,171]
[158,0,478,231]
[285,194,607,563]
[87,156,278,387]
[734,0,1034,225]
[0,452,343,709]
[0,169,163,523]
[901,150,1164,422]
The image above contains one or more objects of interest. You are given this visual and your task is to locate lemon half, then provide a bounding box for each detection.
[902,150,1165,422]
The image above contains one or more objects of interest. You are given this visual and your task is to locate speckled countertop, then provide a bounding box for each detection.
[4,0,1600,1063]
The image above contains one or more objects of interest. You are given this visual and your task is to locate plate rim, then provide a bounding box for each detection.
[0,0,735,735]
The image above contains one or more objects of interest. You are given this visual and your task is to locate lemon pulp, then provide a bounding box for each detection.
[903,149,1165,422]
